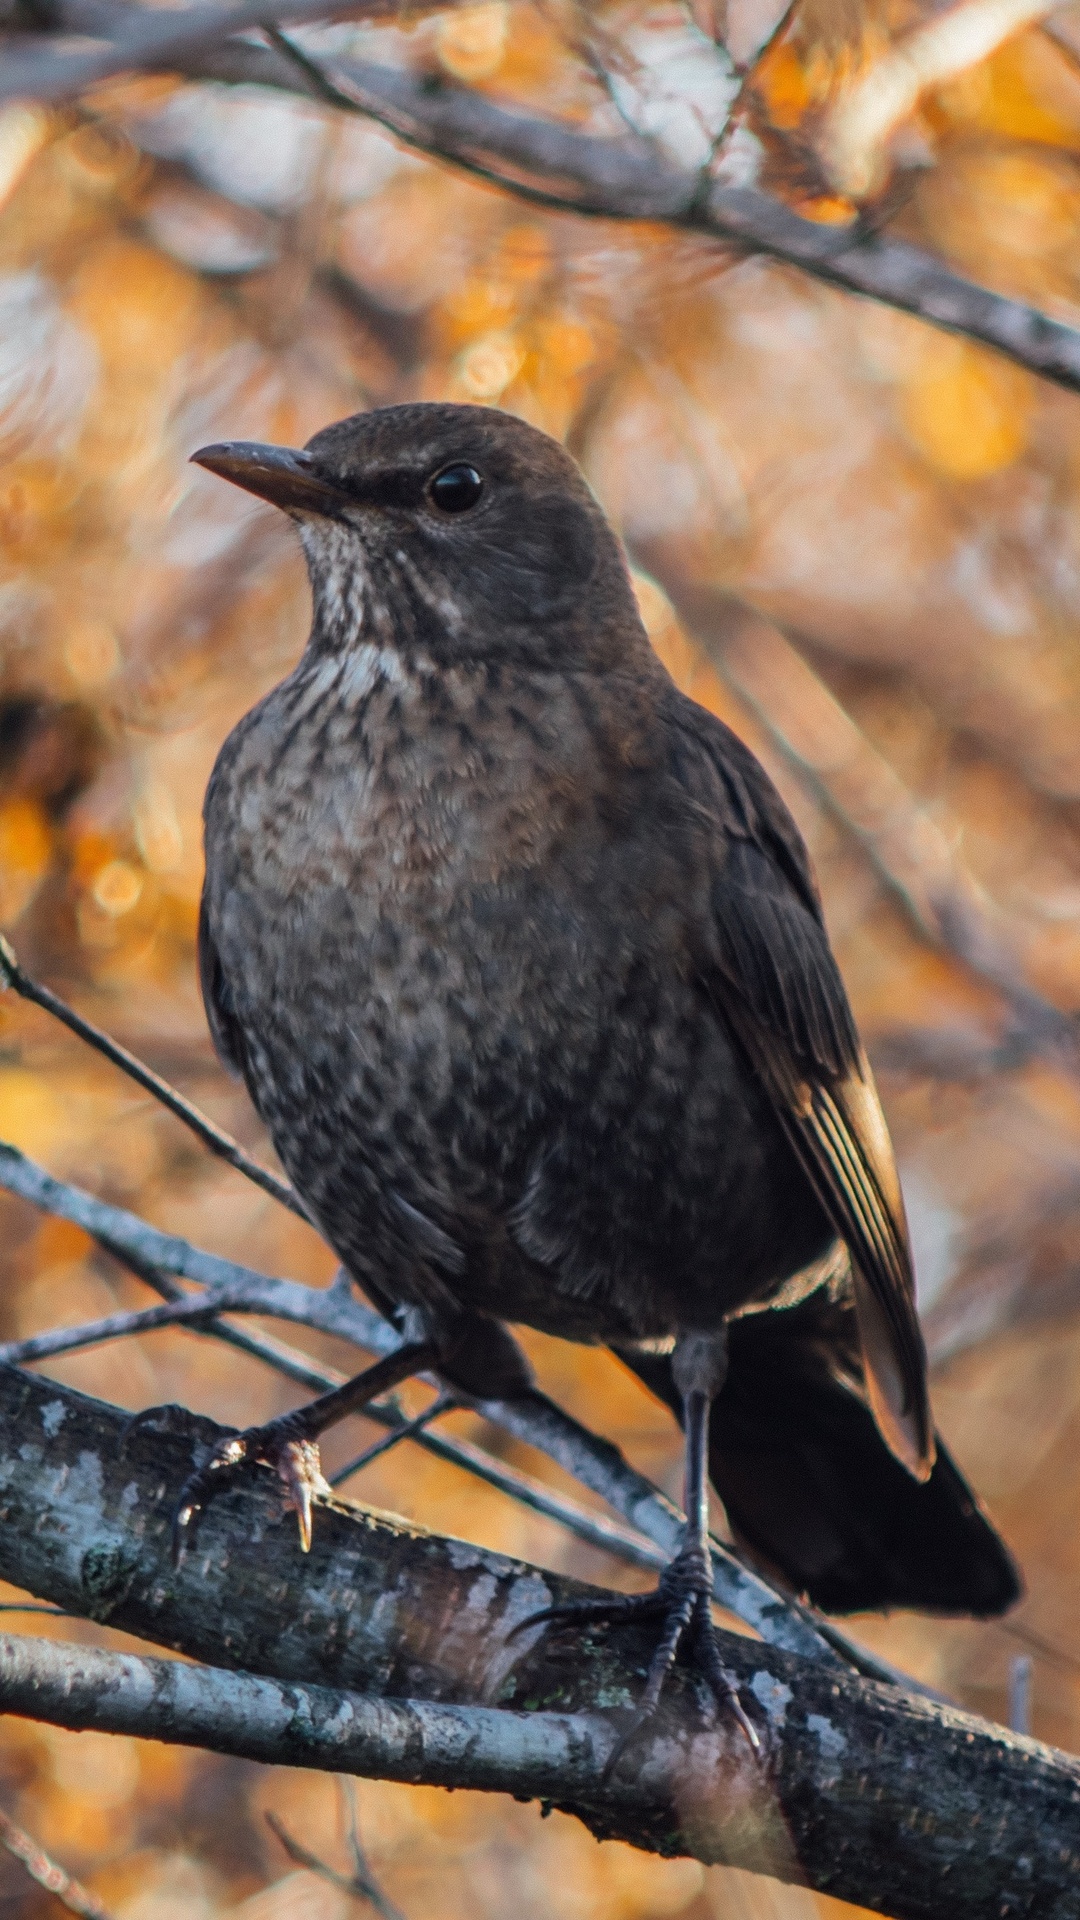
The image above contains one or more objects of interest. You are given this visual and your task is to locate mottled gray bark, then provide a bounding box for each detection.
[0,1139,842,1671]
[0,1362,1078,1918]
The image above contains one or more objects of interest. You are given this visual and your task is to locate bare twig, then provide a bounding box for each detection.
[0,1292,251,1361]
[0,1605,70,1615]
[1008,1653,1034,1737]
[0,936,302,1217]
[266,1803,406,1920]
[261,28,686,217]
[5,2,1080,392]
[155,35,1080,397]
[328,1391,456,1487]
[0,0,468,107]
[0,1136,848,1668]
[0,1807,115,1920]
[340,1783,399,1920]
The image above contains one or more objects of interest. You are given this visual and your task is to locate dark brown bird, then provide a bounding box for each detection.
[185,404,1018,1751]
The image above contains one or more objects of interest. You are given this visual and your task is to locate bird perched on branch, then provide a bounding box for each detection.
[187,403,1018,1758]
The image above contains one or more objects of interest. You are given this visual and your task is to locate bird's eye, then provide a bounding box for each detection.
[429,464,483,513]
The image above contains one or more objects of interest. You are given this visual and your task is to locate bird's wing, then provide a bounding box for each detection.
[198,894,247,1080]
[668,698,934,1481]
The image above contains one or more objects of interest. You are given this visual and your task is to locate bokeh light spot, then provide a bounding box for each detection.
[91,858,143,916]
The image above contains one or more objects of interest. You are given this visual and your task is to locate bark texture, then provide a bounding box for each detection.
[0,1363,1077,1918]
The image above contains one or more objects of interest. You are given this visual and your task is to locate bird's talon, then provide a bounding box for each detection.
[731,1694,762,1756]
[168,1420,332,1562]
[121,1402,224,1455]
[521,1551,765,1769]
[276,1436,331,1553]
[507,1590,666,1642]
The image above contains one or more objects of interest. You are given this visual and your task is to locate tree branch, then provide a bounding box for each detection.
[0,937,301,1217]
[0,0,466,106]
[0,1807,115,1920]
[0,1369,1077,1918]
[4,0,1080,390]
[0,1137,847,1671]
[147,34,1080,396]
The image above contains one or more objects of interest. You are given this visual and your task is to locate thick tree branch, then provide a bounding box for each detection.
[0,1138,846,1670]
[0,1368,1077,1918]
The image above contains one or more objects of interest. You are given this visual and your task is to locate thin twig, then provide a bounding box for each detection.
[0,1808,115,1920]
[264,27,657,218]
[0,936,303,1217]
[329,1392,456,1487]
[0,1604,71,1615]
[159,34,1080,397]
[340,1782,398,1920]
[0,0,467,105]
[266,1806,406,1920]
[0,1293,242,1362]
[0,1137,846,1668]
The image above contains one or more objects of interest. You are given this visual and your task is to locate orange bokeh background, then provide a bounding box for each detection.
[3,4,1080,1914]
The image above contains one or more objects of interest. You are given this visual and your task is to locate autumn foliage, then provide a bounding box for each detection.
[1,2,1080,1914]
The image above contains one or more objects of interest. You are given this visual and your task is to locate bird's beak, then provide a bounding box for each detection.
[190,441,350,517]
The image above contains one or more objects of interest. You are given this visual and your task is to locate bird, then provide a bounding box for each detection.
[183,402,1019,1757]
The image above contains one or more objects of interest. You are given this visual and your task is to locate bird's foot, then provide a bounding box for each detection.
[158,1341,438,1563]
[171,1408,331,1563]
[520,1544,762,1778]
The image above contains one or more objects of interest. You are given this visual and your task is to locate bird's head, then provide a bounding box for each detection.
[191,403,645,672]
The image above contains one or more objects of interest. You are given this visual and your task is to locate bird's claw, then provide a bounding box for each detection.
[276,1436,330,1553]
[172,1415,331,1563]
[516,1548,763,1779]
[120,1401,217,1452]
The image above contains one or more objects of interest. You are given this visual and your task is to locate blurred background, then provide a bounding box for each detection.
[1,0,1080,1913]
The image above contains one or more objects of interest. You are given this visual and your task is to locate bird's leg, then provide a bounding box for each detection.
[157,1339,437,1561]
[512,1328,760,1770]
